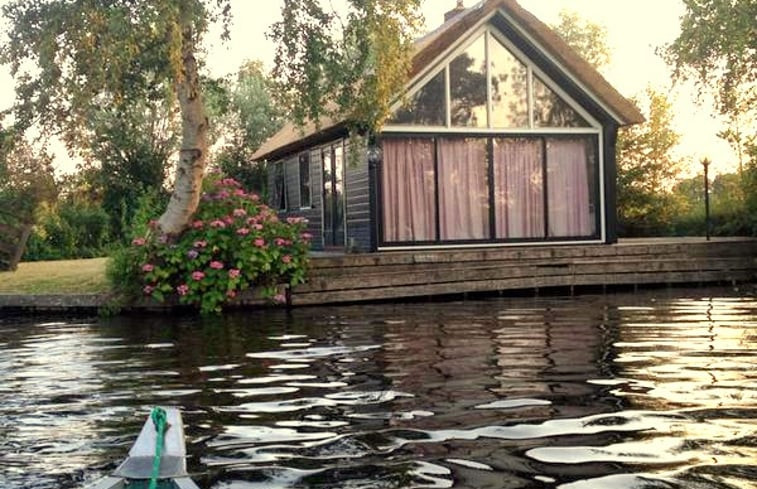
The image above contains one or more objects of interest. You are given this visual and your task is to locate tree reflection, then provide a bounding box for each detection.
[450,38,488,127]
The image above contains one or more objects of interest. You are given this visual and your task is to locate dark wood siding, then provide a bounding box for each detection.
[344,140,371,252]
[268,152,325,251]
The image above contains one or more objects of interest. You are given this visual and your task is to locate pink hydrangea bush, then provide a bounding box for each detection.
[119,174,311,314]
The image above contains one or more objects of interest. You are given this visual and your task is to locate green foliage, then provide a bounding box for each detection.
[24,201,111,261]
[664,0,756,237]
[617,89,683,235]
[269,0,423,132]
[108,174,312,314]
[670,168,757,237]
[83,97,177,241]
[0,134,57,221]
[664,0,756,118]
[551,10,611,70]
[209,61,283,194]
[0,0,225,144]
[1,0,231,235]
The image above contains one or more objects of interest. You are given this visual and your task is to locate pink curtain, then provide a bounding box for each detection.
[438,139,490,240]
[547,138,595,237]
[493,139,544,239]
[381,139,436,242]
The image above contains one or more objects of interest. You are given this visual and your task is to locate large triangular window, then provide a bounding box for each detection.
[450,35,487,127]
[533,76,590,127]
[389,70,446,126]
[388,28,595,130]
[489,35,529,128]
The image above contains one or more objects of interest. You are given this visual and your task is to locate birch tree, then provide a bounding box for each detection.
[1,0,230,235]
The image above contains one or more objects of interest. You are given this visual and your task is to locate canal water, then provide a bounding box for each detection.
[1,287,756,489]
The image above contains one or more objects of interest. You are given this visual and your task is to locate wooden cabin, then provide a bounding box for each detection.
[254,0,644,252]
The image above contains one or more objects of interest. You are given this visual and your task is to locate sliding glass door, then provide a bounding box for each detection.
[322,143,346,248]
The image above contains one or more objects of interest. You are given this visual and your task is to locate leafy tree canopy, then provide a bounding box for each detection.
[269,0,424,132]
[617,88,683,232]
[1,0,223,144]
[664,0,756,117]
[1,0,231,235]
[551,9,611,71]
[0,134,57,219]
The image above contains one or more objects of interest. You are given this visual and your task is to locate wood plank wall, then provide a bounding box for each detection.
[291,239,757,305]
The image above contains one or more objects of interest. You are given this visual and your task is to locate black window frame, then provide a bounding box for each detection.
[376,133,602,248]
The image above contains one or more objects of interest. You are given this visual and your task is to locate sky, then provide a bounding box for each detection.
[0,0,737,176]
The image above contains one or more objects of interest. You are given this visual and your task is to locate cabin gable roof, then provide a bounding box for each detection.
[254,0,644,162]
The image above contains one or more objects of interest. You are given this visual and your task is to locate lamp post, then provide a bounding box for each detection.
[701,157,711,241]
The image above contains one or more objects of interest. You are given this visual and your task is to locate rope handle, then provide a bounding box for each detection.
[149,407,168,489]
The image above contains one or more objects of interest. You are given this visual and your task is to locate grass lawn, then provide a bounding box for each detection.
[0,258,110,294]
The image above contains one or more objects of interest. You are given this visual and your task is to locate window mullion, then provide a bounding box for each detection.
[528,66,534,129]
[445,66,451,128]
[485,30,492,129]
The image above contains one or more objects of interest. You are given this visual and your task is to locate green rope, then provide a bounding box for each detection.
[148,407,168,489]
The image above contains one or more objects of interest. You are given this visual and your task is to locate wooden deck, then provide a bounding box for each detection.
[292,238,757,306]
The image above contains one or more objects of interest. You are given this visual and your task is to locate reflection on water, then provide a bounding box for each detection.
[1,287,756,489]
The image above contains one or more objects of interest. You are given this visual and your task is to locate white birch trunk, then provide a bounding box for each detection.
[158,21,208,236]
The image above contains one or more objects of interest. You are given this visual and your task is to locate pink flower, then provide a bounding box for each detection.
[254,238,266,248]
[142,263,155,273]
[143,285,155,295]
[217,190,230,199]
[273,293,287,304]
[274,237,287,247]
[192,271,205,281]
[221,178,240,187]
[210,220,226,229]
[287,216,307,225]
[194,240,208,248]
[253,223,264,231]
[148,220,159,229]
[176,284,189,296]
[132,237,146,246]
[210,261,224,270]
[233,208,247,217]
[223,216,235,225]
[226,290,237,299]
[282,255,292,264]
[192,220,204,229]
[250,194,261,202]
[301,232,313,241]
[234,189,247,197]
[236,227,250,236]
[228,269,241,279]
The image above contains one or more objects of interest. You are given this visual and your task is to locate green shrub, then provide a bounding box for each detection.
[108,173,311,313]
[24,201,111,260]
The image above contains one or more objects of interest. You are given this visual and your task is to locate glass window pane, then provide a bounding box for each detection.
[438,138,490,240]
[322,148,333,239]
[389,71,446,126]
[533,77,590,127]
[333,145,345,246]
[490,38,529,128]
[299,153,311,208]
[493,138,544,239]
[381,138,437,242]
[450,35,488,128]
[547,137,597,237]
[275,162,286,210]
